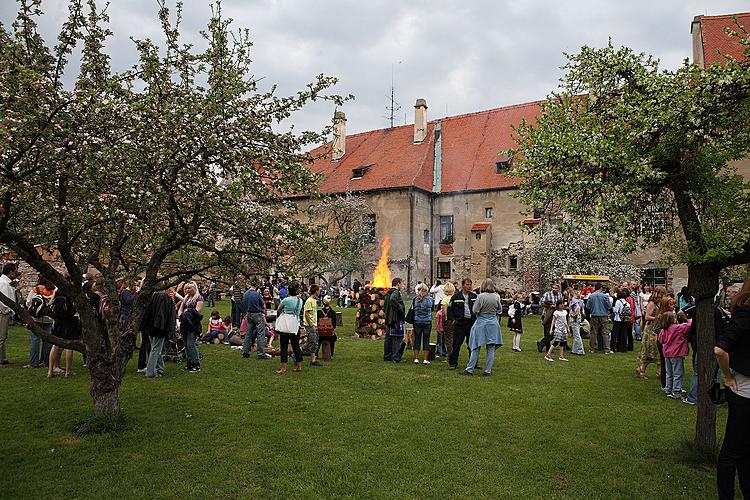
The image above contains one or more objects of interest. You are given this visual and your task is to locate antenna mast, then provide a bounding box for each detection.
[386,61,402,128]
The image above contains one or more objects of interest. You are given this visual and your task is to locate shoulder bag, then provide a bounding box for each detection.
[276,298,302,334]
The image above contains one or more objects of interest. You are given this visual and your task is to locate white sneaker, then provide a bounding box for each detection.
[413,359,420,364]
[423,359,430,365]
[137,368,147,373]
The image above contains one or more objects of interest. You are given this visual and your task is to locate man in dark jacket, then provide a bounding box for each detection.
[448,278,477,369]
[383,277,405,362]
[140,291,176,377]
[714,286,750,500]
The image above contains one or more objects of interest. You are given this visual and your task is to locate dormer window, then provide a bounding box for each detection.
[351,164,373,179]
[496,154,511,174]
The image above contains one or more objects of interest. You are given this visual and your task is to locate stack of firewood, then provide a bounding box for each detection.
[353,286,387,339]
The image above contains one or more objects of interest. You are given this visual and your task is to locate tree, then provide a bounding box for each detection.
[528,222,639,288]
[0,0,347,418]
[508,30,750,450]
[288,193,374,284]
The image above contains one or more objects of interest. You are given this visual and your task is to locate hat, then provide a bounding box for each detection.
[323,295,332,305]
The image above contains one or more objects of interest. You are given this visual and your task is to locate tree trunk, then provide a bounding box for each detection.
[88,352,123,418]
[688,264,719,452]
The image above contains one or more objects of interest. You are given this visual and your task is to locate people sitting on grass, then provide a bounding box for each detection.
[200,310,224,344]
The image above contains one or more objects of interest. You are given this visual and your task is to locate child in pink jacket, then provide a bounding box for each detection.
[657,310,692,398]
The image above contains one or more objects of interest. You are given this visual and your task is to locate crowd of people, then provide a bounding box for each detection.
[0,262,747,498]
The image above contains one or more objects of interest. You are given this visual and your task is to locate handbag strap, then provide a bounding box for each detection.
[293,297,302,317]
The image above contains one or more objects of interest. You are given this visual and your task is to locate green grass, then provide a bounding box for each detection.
[0,299,725,499]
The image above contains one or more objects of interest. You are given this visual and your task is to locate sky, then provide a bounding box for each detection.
[2,0,749,137]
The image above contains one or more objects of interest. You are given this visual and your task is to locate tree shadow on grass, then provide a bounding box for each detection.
[650,440,716,473]
[73,415,129,437]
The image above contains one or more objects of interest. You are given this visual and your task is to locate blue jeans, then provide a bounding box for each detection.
[243,312,267,356]
[30,323,53,367]
[182,326,200,365]
[146,336,165,377]
[664,356,685,395]
[413,321,431,351]
[466,344,496,374]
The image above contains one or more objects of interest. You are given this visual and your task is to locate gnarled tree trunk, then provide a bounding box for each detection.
[688,263,719,452]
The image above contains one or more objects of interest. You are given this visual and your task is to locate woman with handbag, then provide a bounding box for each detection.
[275,282,304,375]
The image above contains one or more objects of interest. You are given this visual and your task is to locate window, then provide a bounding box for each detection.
[351,164,372,179]
[532,209,542,220]
[496,160,510,174]
[509,255,518,271]
[639,209,667,237]
[439,216,454,244]
[437,261,451,279]
[364,214,376,243]
[423,229,430,244]
[485,207,493,218]
[475,233,482,240]
[641,268,667,287]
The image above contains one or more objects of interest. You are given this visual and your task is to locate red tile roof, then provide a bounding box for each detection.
[470,223,491,231]
[306,101,542,195]
[698,12,750,67]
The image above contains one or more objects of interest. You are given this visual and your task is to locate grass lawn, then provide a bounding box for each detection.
[0,299,725,499]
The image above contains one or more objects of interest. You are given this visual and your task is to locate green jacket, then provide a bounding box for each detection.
[384,288,405,328]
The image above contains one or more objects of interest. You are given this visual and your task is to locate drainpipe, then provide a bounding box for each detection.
[431,120,442,286]
[408,187,414,294]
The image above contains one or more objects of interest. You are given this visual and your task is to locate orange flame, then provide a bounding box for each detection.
[372,236,392,288]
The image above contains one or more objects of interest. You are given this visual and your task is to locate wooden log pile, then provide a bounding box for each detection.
[353,286,387,339]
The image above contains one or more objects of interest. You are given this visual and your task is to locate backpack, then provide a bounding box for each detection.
[27,295,50,319]
[94,291,109,320]
[619,299,631,321]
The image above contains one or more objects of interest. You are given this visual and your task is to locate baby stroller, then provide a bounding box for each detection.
[164,329,185,363]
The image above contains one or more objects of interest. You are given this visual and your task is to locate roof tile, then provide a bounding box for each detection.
[699,12,750,66]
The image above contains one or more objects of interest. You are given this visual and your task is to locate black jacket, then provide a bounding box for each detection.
[715,304,750,377]
[384,288,405,328]
[448,291,477,323]
[139,292,176,339]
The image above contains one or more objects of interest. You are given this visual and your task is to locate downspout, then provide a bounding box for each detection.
[408,187,414,292]
[431,120,442,285]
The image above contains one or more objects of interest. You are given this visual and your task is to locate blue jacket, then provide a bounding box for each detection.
[586,290,611,317]
[413,295,434,323]
[243,289,264,314]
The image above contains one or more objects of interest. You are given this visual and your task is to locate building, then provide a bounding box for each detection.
[301,11,750,293]
[302,100,543,293]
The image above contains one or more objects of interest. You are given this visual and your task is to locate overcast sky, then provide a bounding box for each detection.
[3,1,749,136]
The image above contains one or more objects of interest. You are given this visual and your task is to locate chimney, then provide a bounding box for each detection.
[332,111,346,161]
[414,98,428,143]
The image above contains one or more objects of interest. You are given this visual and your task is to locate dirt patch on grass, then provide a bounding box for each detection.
[61,435,79,444]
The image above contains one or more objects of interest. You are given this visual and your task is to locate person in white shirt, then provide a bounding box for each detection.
[430,281,446,308]
[0,263,19,366]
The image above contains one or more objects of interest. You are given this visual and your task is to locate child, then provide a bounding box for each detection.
[657,310,692,399]
[569,290,585,355]
[221,316,233,344]
[545,301,569,362]
[508,292,524,352]
[200,310,223,343]
[436,307,445,357]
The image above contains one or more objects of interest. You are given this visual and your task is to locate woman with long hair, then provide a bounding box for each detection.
[461,279,503,376]
[178,281,204,373]
[276,282,304,375]
[635,286,666,379]
[714,275,750,499]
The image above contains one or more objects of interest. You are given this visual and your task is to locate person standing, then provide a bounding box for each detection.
[24,277,55,368]
[508,292,525,352]
[537,283,562,353]
[461,279,502,375]
[585,282,612,353]
[275,283,304,375]
[178,282,204,372]
[139,291,176,378]
[383,278,405,363]
[412,283,434,364]
[303,284,321,366]
[714,275,750,499]
[429,281,446,310]
[569,290,585,355]
[0,263,18,366]
[440,282,456,360]
[448,278,477,370]
[242,283,272,360]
